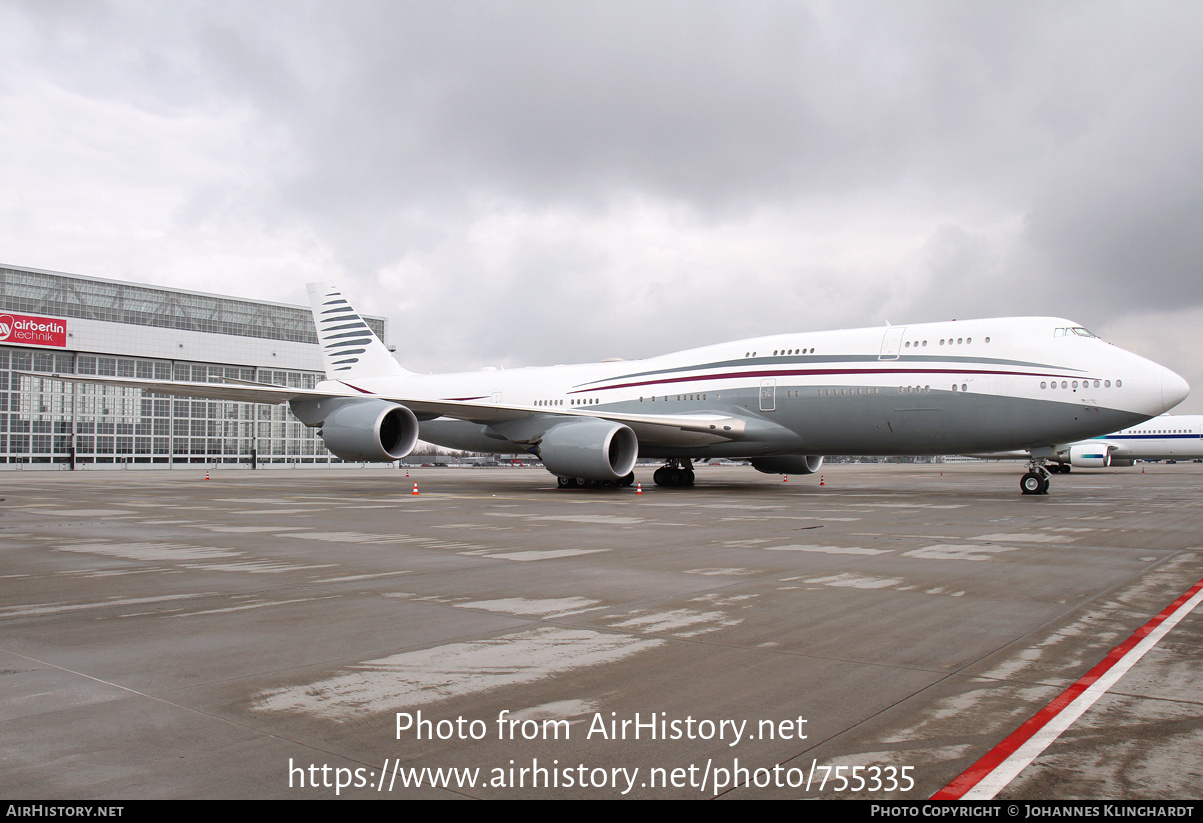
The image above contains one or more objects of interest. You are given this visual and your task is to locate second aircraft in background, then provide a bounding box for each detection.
[971,414,1203,471]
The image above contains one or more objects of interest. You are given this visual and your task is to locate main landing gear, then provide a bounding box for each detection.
[556,472,635,489]
[653,459,695,488]
[1020,460,1051,495]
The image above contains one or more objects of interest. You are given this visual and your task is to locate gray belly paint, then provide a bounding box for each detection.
[419,387,1147,459]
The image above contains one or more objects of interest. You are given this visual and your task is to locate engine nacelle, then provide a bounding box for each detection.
[319,399,419,462]
[537,418,638,481]
[751,455,825,475]
[1068,444,1111,468]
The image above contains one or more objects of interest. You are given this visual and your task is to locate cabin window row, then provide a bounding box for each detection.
[638,395,711,402]
[1039,379,1121,390]
[816,387,882,396]
[744,348,819,357]
[904,336,990,348]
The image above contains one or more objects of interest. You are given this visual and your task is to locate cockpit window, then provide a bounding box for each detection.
[1054,326,1098,338]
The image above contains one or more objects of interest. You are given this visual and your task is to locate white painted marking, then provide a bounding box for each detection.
[506,699,598,722]
[458,597,602,618]
[970,533,1079,544]
[694,503,783,510]
[27,509,134,517]
[609,609,739,635]
[254,627,662,719]
[860,503,968,509]
[488,513,645,525]
[798,573,904,589]
[683,568,759,576]
[190,526,310,533]
[764,544,891,555]
[233,509,320,515]
[720,515,862,522]
[215,498,301,504]
[477,549,609,562]
[903,545,1019,562]
[56,543,240,562]
[0,593,216,618]
[313,572,413,583]
[180,561,337,574]
[173,596,340,617]
[285,532,428,544]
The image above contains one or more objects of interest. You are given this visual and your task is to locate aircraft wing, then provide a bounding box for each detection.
[25,372,329,405]
[26,372,749,445]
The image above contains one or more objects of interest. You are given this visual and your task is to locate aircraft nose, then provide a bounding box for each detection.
[1161,366,1190,412]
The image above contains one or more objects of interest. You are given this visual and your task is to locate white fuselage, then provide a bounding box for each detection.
[323,316,1188,458]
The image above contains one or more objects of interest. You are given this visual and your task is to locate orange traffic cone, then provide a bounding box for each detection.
[412,482,419,495]
[783,475,788,482]
[636,483,642,494]
[819,475,825,486]
[205,469,210,481]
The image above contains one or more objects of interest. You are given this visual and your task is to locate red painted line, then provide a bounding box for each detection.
[932,577,1203,799]
[570,367,1087,394]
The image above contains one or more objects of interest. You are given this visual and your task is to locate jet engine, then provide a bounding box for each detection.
[318,399,419,462]
[751,455,825,475]
[1068,444,1110,468]
[537,418,638,481]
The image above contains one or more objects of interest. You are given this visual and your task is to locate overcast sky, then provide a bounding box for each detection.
[3,1,1202,411]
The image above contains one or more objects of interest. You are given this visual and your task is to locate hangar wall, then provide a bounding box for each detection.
[0,264,389,468]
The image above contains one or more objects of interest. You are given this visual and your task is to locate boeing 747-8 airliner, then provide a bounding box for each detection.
[38,282,1189,495]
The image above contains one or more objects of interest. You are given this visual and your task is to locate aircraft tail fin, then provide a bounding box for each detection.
[306,282,411,380]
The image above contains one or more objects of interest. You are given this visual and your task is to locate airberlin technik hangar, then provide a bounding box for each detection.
[0,263,386,468]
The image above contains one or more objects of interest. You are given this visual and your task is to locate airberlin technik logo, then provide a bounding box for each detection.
[0,313,67,347]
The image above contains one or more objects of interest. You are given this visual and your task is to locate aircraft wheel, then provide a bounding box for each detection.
[1040,475,1051,494]
[669,468,684,486]
[1061,464,1071,473]
[653,467,669,486]
[684,470,695,486]
[573,477,589,488]
[557,476,571,488]
[619,472,635,487]
[1020,472,1043,495]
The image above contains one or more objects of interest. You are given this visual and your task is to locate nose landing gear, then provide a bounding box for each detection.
[1020,461,1051,495]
